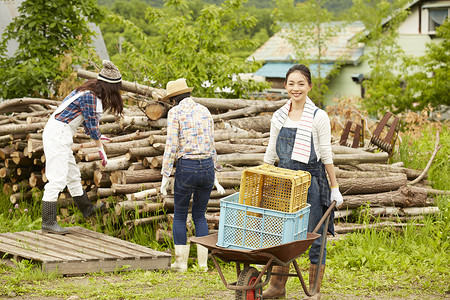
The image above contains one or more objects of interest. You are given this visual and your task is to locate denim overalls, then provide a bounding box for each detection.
[275,111,334,265]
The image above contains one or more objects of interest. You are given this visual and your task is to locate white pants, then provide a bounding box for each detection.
[42,117,83,202]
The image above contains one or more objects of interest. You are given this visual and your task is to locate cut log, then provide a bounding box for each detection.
[341,186,428,209]
[332,153,389,165]
[193,97,287,111]
[145,102,169,120]
[0,122,46,136]
[119,169,163,184]
[111,182,161,194]
[229,138,269,146]
[218,115,272,133]
[127,147,163,160]
[123,214,167,226]
[0,98,60,114]
[339,173,407,195]
[215,142,267,154]
[217,153,265,166]
[354,163,423,180]
[126,188,159,201]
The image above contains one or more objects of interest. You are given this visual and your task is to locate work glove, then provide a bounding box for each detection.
[161,175,170,196]
[98,145,108,167]
[330,185,343,208]
[214,177,225,195]
[100,135,111,141]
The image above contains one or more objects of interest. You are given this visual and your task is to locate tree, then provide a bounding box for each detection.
[349,0,410,115]
[108,0,269,98]
[402,20,450,111]
[275,0,343,107]
[0,0,105,99]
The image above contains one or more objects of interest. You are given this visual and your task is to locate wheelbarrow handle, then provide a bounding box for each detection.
[312,200,336,234]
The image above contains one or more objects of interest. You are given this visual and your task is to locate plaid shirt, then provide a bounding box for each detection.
[55,90,102,140]
[161,97,218,177]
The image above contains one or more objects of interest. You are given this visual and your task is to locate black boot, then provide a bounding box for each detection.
[73,190,104,219]
[42,201,69,234]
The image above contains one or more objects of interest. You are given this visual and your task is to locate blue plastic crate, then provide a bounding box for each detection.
[217,192,310,250]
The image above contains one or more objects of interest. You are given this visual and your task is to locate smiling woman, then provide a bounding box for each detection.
[263,64,343,299]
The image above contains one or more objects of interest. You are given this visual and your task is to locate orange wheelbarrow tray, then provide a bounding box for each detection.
[190,202,336,299]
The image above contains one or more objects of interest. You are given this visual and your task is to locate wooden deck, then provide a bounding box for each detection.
[0,226,171,275]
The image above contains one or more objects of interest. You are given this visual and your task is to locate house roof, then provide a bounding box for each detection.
[247,21,365,65]
[0,0,109,60]
[254,62,335,79]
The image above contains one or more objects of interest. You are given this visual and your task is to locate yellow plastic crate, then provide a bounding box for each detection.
[239,164,311,213]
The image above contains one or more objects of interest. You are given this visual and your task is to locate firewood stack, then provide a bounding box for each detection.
[0,70,444,239]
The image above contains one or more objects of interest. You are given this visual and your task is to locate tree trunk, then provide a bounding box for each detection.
[119,169,163,184]
[214,142,267,154]
[342,186,428,209]
[339,173,407,195]
[216,115,272,133]
[217,153,265,166]
[111,182,161,194]
[333,152,389,165]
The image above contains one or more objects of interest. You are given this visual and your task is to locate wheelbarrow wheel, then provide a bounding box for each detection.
[235,266,262,300]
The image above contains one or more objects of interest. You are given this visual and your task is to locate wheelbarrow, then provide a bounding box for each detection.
[191,201,336,300]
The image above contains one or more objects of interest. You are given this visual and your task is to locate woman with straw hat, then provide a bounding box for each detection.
[41,60,123,234]
[160,78,225,272]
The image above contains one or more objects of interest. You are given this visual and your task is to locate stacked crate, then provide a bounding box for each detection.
[217,165,311,250]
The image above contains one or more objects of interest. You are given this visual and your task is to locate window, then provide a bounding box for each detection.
[428,9,448,32]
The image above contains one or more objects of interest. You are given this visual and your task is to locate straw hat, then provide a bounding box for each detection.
[97,60,122,83]
[162,78,193,101]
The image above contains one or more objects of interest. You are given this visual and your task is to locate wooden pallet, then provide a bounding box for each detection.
[0,226,171,275]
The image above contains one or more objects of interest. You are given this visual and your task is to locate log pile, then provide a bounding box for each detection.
[0,70,445,240]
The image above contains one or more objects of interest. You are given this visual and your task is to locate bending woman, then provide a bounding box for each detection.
[42,60,123,234]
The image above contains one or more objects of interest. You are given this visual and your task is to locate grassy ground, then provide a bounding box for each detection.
[0,123,448,299]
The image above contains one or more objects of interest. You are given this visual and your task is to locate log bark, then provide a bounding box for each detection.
[229,138,269,146]
[192,97,287,111]
[216,115,272,133]
[0,98,60,114]
[123,214,167,226]
[339,173,407,195]
[353,163,423,180]
[112,182,161,194]
[341,186,428,209]
[0,122,46,136]
[333,153,389,165]
[145,103,169,120]
[217,153,265,166]
[127,147,163,160]
[119,169,163,184]
[214,142,267,154]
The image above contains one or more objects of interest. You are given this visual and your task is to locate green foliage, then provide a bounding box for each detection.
[397,123,450,191]
[274,0,343,107]
[401,20,450,111]
[107,0,270,98]
[0,0,105,99]
[349,0,410,115]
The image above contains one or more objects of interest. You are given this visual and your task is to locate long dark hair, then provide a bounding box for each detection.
[76,79,123,115]
[285,64,312,85]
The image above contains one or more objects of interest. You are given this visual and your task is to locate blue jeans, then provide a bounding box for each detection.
[173,158,215,245]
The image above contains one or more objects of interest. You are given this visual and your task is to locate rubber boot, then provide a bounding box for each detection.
[197,244,209,272]
[262,265,289,299]
[73,190,104,219]
[42,201,69,234]
[304,264,326,300]
[171,244,190,272]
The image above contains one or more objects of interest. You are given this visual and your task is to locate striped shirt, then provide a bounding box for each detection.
[55,90,102,140]
[161,97,218,177]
